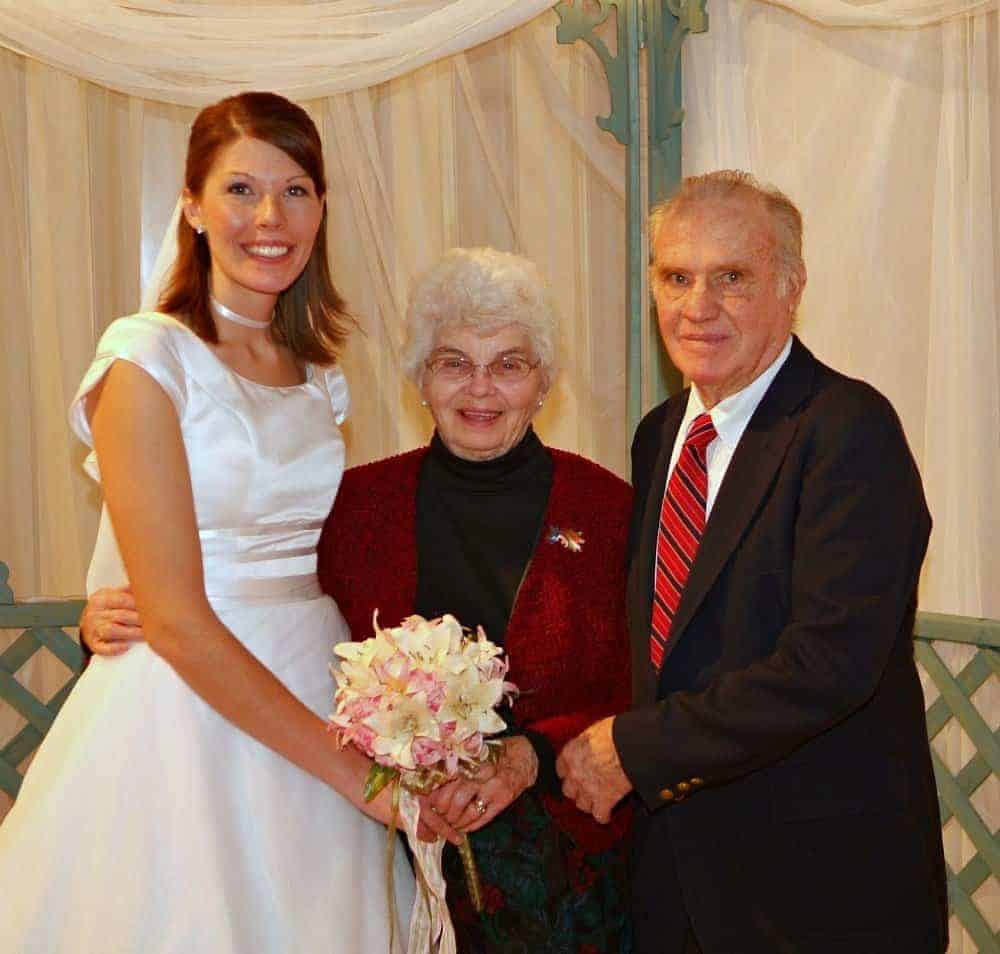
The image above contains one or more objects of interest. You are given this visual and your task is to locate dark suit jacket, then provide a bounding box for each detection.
[613,338,948,954]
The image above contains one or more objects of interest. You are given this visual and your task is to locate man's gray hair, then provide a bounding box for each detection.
[402,247,559,386]
[649,170,804,295]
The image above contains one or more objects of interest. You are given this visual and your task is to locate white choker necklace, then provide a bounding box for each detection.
[210,296,273,329]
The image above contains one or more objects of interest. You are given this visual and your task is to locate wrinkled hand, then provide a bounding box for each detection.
[556,716,632,824]
[80,585,143,656]
[423,735,538,836]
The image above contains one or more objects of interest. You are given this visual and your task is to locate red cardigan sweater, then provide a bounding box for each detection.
[317,445,632,851]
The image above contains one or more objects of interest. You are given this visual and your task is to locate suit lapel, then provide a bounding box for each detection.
[660,338,817,665]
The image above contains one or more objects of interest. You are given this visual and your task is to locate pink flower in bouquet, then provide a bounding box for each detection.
[463,732,486,760]
[411,736,447,768]
[407,669,447,712]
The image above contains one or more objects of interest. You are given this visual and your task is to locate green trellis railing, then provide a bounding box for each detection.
[0,559,997,951]
[0,562,85,801]
[915,613,1000,954]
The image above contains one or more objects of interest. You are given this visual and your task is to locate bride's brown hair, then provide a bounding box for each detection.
[159,91,351,364]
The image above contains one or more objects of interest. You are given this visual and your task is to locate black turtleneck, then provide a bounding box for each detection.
[416,426,560,792]
[415,428,554,645]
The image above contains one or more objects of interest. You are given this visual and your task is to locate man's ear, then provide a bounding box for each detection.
[786,262,807,312]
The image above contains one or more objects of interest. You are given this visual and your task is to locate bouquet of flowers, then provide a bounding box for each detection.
[331,613,516,952]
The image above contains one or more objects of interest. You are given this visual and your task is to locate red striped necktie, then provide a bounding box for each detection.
[650,412,718,670]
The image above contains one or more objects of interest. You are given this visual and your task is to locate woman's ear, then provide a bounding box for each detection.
[181,188,203,235]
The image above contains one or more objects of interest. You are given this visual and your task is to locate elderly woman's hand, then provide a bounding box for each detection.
[80,585,144,656]
[423,735,538,834]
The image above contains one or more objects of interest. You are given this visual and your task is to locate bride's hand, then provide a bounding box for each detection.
[80,585,144,656]
[338,744,461,844]
[359,779,462,845]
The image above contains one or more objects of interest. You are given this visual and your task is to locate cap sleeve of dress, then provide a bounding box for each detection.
[69,313,188,479]
[320,364,350,426]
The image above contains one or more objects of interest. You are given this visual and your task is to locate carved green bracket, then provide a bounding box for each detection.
[555,1,631,146]
[648,0,708,206]
[0,562,85,800]
[652,0,709,129]
[555,1,708,441]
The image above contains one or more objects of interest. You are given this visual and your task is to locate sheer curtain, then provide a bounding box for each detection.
[684,4,998,947]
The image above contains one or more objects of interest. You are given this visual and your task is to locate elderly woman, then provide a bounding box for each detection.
[320,247,633,952]
[82,247,633,952]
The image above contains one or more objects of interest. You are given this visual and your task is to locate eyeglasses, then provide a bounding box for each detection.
[425,353,541,383]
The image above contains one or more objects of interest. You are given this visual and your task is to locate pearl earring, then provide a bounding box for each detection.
[420,400,428,407]
[196,226,204,235]
[537,400,544,408]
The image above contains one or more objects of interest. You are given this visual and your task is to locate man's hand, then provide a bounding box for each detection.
[80,585,144,656]
[556,716,632,823]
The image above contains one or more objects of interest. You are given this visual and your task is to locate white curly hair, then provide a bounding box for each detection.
[402,247,559,389]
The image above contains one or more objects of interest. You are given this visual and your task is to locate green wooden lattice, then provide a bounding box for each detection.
[0,562,85,800]
[915,613,1000,953]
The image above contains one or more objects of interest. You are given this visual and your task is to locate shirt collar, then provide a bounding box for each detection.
[681,335,793,447]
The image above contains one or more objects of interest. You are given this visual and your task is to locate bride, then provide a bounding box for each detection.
[0,91,415,952]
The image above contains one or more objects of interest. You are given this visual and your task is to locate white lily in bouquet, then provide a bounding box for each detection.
[330,613,516,953]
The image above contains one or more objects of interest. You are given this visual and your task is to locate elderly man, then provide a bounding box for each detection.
[557,171,948,953]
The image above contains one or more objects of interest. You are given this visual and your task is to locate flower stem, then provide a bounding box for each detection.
[458,833,483,912]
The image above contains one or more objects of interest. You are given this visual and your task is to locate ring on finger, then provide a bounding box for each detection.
[474,797,488,816]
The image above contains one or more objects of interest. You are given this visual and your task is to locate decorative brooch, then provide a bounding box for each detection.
[547,525,585,552]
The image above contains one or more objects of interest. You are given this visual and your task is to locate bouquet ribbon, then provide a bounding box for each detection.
[397,788,456,954]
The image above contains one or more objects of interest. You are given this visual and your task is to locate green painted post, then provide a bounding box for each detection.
[555,1,707,439]
[645,0,708,405]
[555,0,643,441]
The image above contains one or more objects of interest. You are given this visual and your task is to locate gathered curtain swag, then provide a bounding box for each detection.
[0,0,996,107]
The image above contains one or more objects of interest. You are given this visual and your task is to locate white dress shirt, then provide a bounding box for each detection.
[665,336,793,517]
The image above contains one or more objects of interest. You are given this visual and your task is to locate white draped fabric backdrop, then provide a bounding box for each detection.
[0,1,997,946]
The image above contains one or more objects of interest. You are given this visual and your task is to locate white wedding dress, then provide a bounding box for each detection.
[0,312,414,953]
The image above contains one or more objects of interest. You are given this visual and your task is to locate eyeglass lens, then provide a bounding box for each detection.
[428,353,536,380]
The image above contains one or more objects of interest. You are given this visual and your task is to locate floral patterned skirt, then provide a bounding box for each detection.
[442,792,633,954]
